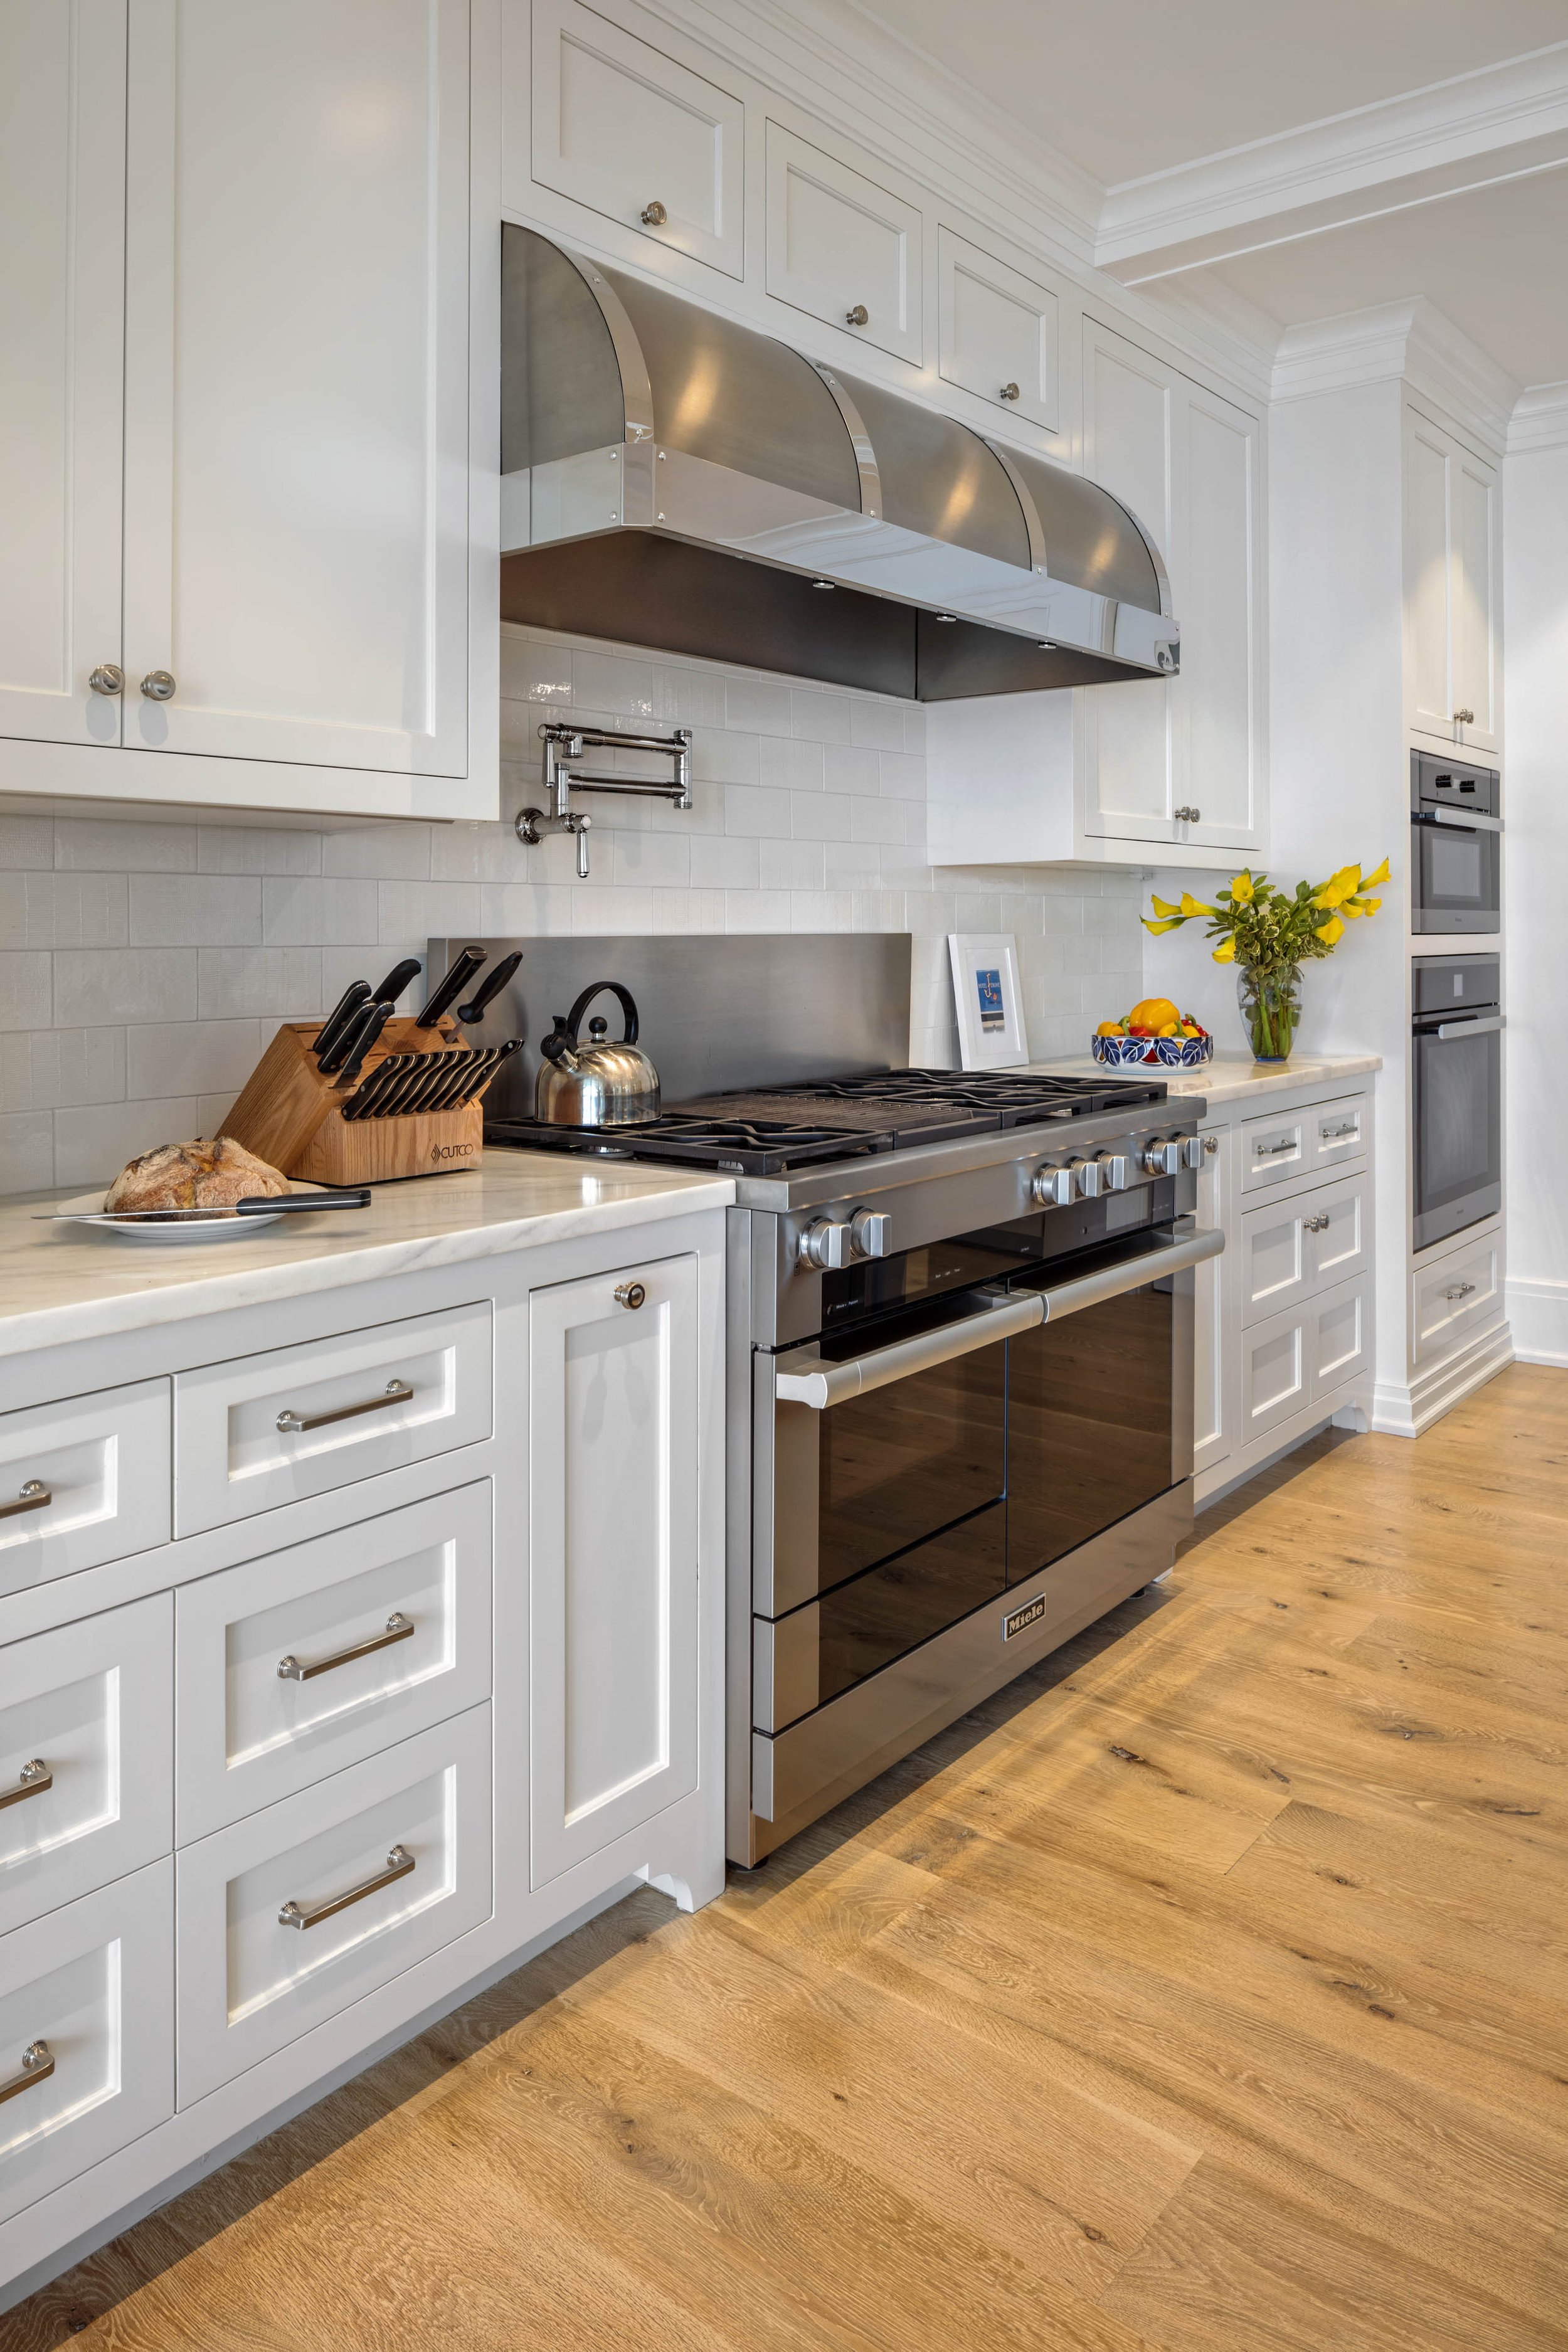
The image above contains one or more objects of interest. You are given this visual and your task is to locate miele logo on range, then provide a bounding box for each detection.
[1002,1594,1047,1643]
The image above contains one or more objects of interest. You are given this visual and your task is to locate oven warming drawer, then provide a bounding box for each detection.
[750,1483,1190,1853]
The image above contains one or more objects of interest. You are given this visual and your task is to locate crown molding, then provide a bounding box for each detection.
[1508,381,1568,453]
[1097,42,1568,283]
[1271,295,1518,451]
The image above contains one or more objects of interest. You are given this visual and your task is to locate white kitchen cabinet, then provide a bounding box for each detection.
[937,226,1059,438]
[529,0,744,278]
[0,1,127,750]
[765,124,923,366]
[0,0,495,820]
[1404,400,1500,758]
[1192,1125,1233,1482]
[528,1251,701,1887]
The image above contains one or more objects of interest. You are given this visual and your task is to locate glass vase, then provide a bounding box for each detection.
[1237,965,1301,1063]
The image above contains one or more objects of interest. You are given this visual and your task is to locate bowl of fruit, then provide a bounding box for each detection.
[1093,998,1212,1068]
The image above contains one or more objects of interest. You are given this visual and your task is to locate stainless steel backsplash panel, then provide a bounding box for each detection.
[426,933,913,1118]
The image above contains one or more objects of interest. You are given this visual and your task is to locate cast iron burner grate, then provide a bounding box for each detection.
[484,1112,893,1176]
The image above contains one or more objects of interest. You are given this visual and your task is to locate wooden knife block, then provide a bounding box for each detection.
[221,1017,484,1184]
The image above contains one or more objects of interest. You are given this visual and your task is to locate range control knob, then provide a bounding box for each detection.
[1031,1164,1075,1207]
[798,1217,852,1271]
[1094,1152,1133,1192]
[1071,1157,1103,1199]
[1182,1135,1205,1171]
[1143,1136,1184,1178]
[849,1208,892,1260]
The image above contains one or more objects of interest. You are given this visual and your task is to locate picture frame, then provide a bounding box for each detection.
[948,933,1029,1070]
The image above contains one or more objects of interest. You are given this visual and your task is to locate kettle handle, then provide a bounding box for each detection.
[561,979,640,1047]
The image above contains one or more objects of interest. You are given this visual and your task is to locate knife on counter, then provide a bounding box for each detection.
[414,945,486,1029]
[41,1189,373,1223]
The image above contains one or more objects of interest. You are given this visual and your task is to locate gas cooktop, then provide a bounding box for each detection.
[485,1066,1167,1176]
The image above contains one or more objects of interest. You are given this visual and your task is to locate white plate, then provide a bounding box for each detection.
[55,1187,314,1244]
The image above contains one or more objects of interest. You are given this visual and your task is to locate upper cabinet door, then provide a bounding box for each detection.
[120,0,472,776]
[765,124,923,366]
[937,226,1059,437]
[1404,403,1500,758]
[0,1,127,749]
[529,0,744,278]
[1180,382,1261,851]
[1079,319,1177,842]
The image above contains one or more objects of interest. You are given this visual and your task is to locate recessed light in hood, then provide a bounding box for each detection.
[499,226,1179,702]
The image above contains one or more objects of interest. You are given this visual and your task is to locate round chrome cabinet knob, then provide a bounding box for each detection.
[613,1281,647,1310]
[1031,1165,1074,1207]
[798,1218,852,1271]
[140,669,177,701]
[845,304,869,327]
[88,663,124,696]
[999,381,1020,401]
[640,199,668,226]
[849,1208,891,1260]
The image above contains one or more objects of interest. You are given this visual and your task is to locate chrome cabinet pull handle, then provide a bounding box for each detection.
[139,669,176,701]
[845,304,869,327]
[277,1612,413,1683]
[279,1845,414,1931]
[639,199,667,226]
[0,1480,50,1522]
[1443,1281,1477,1301]
[0,1759,51,1811]
[613,1281,647,1310]
[0,2042,54,2107]
[88,663,124,696]
[1255,1139,1297,1157]
[999,380,1020,400]
[276,1378,413,1435]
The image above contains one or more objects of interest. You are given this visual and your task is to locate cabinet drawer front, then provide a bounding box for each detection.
[1241,1306,1310,1444]
[1239,1195,1308,1328]
[1414,1232,1501,1364]
[530,1254,699,1888]
[1240,1111,1308,1191]
[765,124,922,364]
[0,1380,170,1597]
[1310,1093,1369,1171]
[937,226,1058,432]
[0,1594,172,1936]
[0,1861,172,2227]
[531,0,744,278]
[174,1301,492,1536]
[176,1484,492,1840]
[1312,1275,1370,1396]
[176,1706,492,2106]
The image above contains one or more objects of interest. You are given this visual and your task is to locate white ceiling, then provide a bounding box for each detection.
[857,0,1568,183]
[856,0,1568,392]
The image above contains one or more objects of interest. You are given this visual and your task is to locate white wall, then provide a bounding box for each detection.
[0,624,1145,1191]
[1502,437,1568,1364]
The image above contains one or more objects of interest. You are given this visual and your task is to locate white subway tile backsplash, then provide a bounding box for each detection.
[0,629,1143,1192]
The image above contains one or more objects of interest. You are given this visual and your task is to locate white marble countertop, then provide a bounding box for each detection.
[1022,1050,1382,1110]
[0,1151,734,1360]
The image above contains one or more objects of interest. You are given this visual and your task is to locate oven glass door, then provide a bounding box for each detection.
[1412,818,1500,933]
[1007,1281,1175,1582]
[1413,1020,1502,1248]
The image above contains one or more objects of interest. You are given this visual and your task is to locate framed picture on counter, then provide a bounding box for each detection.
[948,934,1029,1069]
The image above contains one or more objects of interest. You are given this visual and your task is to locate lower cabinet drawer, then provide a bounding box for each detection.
[1239,1172,1369,1329]
[0,1379,171,1601]
[1413,1231,1502,1365]
[1241,1273,1372,1446]
[0,1594,172,1936]
[176,1705,492,2107]
[0,1860,173,2228]
[174,1484,492,1841]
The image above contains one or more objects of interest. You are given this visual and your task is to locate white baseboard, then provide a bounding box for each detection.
[1372,1318,1514,1437]
[1505,1278,1568,1367]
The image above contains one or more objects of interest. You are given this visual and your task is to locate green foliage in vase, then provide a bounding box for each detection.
[1142,858,1391,977]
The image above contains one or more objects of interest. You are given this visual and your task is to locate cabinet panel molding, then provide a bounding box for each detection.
[765,123,923,365]
[936,225,1058,434]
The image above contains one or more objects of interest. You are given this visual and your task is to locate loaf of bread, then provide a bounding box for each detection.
[103,1136,291,1214]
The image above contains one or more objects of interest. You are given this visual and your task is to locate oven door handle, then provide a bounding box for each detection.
[1424,1014,1505,1038]
[774,1292,1046,1409]
[1413,808,1502,834]
[772,1227,1226,1409]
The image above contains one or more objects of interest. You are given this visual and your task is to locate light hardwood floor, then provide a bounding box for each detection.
[14,1364,1568,2351]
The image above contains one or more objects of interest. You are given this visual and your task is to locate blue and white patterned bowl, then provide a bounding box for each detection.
[1091,1030,1213,1069]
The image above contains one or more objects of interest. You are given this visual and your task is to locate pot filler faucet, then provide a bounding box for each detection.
[516,722,693,877]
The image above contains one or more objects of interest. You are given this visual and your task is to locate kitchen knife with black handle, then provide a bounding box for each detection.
[339,1054,413,1121]
[414,945,486,1029]
[318,996,388,1079]
[371,957,423,1008]
[312,980,372,1064]
[457,950,522,1025]
[336,1000,395,1089]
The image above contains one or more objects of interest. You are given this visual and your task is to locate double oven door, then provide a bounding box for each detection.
[1412,954,1503,1251]
[751,1222,1208,1738]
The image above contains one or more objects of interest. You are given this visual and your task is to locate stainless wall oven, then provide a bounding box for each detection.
[1412,953,1503,1250]
[1411,753,1501,934]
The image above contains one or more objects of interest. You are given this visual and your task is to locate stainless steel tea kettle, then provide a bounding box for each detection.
[535,980,660,1128]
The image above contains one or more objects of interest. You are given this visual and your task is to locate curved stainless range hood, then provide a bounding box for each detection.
[500,226,1179,702]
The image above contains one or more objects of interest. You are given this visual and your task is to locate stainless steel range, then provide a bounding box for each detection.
[450,935,1222,1866]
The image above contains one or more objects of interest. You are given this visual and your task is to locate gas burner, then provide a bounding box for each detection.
[484,1112,891,1176]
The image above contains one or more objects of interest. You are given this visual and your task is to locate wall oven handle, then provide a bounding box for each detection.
[1413,808,1502,833]
[775,1293,1046,1409]
[1429,1014,1505,1039]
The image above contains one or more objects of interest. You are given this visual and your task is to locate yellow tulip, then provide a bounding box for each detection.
[1229,872,1255,903]
[1361,857,1391,889]
[1143,916,1183,935]
[1316,913,1345,945]
[1340,899,1365,917]
[1179,892,1215,918]
[1211,938,1236,963]
[1358,894,1382,914]
[1148,893,1180,918]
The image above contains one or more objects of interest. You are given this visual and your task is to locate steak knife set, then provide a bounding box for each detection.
[219,948,525,1184]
